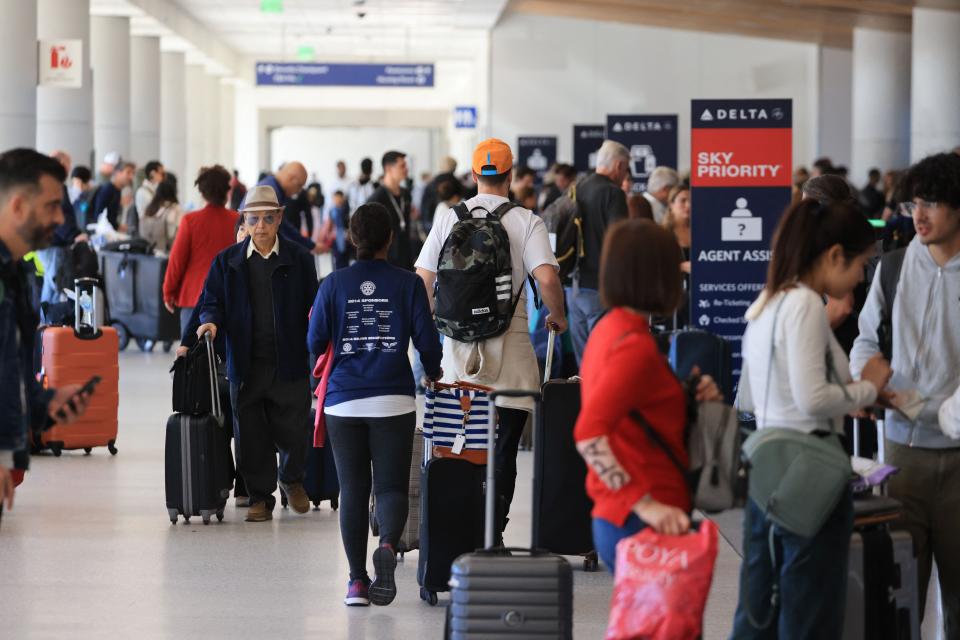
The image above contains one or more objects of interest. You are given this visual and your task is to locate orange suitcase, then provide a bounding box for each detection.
[38,326,120,456]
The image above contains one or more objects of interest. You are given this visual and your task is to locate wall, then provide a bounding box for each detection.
[489,12,820,172]
[817,45,853,171]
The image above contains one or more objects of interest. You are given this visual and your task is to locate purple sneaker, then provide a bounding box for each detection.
[370,544,398,606]
[344,579,370,607]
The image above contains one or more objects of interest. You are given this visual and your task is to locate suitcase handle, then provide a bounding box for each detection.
[484,390,541,550]
[201,332,223,424]
[543,328,557,386]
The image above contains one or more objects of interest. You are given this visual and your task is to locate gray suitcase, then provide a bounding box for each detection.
[446,389,574,640]
[369,427,425,555]
[844,528,920,640]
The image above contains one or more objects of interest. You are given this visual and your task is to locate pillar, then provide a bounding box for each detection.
[219,81,235,171]
[204,74,221,167]
[160,51,187,199]
[910,7,960,162]
[184,63,207,206]
[816,45,853,174]
[37,0,93,165]
[90,16,130,162]
[0,0,37,150]
[851,27,911,180]
[130,35,161,164]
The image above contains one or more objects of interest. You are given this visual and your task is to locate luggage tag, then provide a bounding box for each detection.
[452,391,473,455]
[452,433,466,455]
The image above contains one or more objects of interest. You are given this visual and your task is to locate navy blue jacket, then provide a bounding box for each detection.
[92,181,123,230]
[52,185,81,247]
[308,259,442,406]
[180,290,226,360]
[0,241,54,453]
[198,236,318,385]
[255,175,315,252]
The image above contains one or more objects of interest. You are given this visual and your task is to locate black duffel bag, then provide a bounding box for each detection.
[171,334,228,416]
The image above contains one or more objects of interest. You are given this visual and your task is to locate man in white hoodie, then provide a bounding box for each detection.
[851,152,960,635]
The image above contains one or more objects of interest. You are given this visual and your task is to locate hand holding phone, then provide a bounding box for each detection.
[49,376,100,424]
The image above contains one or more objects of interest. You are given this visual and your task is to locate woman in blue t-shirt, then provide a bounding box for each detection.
[308,202,442,608]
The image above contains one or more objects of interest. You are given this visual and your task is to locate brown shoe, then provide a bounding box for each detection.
[280,482,311,514]
[245,502,273,522]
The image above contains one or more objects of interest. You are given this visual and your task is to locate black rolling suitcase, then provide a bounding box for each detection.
[281,409,340,511]
[534,330,598,571]
[165,333,233,525]
[100,250,180,352]
[446,389,574,640]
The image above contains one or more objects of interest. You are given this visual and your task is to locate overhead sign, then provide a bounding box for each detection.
[606,114,677,193]
[573,125,605,174]
[255,62,434,87]
[38,39,82,89]
[454,106,477,129]
[690,98,793,376]
[517,136,557,186]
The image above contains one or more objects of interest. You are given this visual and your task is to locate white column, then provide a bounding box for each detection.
[910,7,960,162]
[130,35,161,164]
[37,0,93,164]
[219,81,235,171]
[851,27,911,180]
[184,63,207,206]
[90,16,131,162]
[204,74,221,167]
[160,51,186,198]
[816,45,853,173]
[0,0,37,150]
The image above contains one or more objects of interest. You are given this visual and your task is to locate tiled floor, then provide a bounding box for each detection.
[0,351,942,639]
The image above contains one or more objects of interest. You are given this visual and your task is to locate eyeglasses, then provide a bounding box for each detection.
[244,214,277,226]
[899,200,940,217]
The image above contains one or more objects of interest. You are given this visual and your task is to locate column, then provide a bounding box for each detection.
[90,16,131,162]
[130,35,161,164]
[37,0,93,165]
[851,27,911,180]
[816,45,852,172]
[219,81,235,171]
[204,74,221,167]
[160,51,186,198]
[184,63,207,206]
[0,0,37,150]
[910,7,960,162]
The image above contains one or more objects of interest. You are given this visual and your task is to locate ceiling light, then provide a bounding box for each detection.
[260,0,284,14]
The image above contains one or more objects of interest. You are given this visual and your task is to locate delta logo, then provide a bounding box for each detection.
[700,107,778,122]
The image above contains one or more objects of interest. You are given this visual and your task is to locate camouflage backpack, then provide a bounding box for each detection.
[434,201,519,342]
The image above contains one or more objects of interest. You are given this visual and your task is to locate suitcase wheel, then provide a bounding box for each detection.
[183,516,190,524]
[108,441,118,456]
[420,587,438,606]
[83,447,92,455]
[50,443,63,457]
[330,497,339,511]
[168,509,179,525]
[202,515,211,525]
[584,551,599,572]
[216,511,224,523]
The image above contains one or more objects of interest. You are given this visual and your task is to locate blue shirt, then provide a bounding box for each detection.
[308,259,442,406]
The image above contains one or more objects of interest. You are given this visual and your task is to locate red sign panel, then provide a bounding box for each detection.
[690,128,792,188]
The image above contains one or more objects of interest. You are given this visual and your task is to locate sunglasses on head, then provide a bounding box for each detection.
[245,213,278,226]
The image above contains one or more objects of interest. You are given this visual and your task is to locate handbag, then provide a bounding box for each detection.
[423,381,494,465]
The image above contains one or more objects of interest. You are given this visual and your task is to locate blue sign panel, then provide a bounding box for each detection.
[454,106,477,129]
[690,99,793,376]
[255,62,434,87]
[517,136,557,186]
[606,114,678,193]
[573,125,605,174]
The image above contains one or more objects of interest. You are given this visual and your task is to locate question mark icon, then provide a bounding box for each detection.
[738,223,746,236]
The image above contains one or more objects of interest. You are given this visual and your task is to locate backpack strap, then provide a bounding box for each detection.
[488,201,518,220]
[451,202,471,222]
[878,248,906,361]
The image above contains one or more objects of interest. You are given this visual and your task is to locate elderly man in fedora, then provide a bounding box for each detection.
[197,185,319,522]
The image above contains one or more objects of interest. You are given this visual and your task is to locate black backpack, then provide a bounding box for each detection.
[434,201,521,342]
[876,248,906,362]
[540,181,583,282]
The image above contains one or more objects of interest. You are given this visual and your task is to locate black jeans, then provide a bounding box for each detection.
[228,362,311,511]
[494,407,530,533]
[326,412,416,582]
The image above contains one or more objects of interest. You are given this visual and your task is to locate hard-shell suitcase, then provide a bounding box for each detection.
[37,278,119,456]
[446,389,574,639]
[164,333,232,525]
[370,427,425,555]
[665,329,733,400]
[100,251,179,352]
[844,527,919,640]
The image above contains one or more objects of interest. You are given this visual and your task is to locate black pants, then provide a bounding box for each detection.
[495,406,530,532]
[229,363,311,510]
[326,412,416,582]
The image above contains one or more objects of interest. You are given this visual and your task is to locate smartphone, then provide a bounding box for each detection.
[55,375,101,421]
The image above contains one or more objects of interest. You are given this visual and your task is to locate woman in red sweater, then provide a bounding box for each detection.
[574,219,721,572]
[162,165,239,332]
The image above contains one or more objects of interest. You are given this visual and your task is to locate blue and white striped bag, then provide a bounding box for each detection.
[423,385,494,450]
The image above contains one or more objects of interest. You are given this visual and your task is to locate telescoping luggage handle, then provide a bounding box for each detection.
[73,277,102,339]
[199,332,223,425]
[544,328,557,386]
[484,389,541,550]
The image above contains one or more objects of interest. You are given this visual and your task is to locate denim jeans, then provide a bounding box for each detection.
[592,513,647,574]
[35,247,61,305]
[565,287,605,366]
[731,491,854,640]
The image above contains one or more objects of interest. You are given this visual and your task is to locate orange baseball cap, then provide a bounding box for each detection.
[472,138,513,176]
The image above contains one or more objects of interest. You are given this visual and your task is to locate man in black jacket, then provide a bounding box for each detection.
[419,156,457,231]
[366,151,415,270]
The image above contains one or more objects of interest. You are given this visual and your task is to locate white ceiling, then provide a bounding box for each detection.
[170,0,505,60]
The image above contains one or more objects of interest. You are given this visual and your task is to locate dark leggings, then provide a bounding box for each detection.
[325,412,416,581]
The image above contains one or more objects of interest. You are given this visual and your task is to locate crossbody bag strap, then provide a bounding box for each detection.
[628,409,689,488]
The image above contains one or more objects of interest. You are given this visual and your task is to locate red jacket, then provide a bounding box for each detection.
[163,204,239,309]
[574,308,690,526]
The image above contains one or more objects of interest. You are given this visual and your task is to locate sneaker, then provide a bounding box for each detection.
[344,579,370,606]
[245,502,273,522]
[279,481,310,514]
[370,544,398,606]
[235,496,250,508]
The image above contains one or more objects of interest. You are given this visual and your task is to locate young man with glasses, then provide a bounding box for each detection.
[851,152,960,635]
[196,185,319,522]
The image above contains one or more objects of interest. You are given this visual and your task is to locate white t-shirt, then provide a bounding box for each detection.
[325,395,416,418]
[739,285,877,434]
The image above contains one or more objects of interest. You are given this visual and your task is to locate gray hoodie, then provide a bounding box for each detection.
[850,236,960,449]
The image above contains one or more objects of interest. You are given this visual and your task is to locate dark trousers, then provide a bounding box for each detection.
[228,363,311,510]
[325,412,416,581]
[731,491,854,640]
[494,406,530,532]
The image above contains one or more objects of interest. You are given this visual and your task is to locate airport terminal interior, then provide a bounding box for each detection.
[2,0,960,638]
